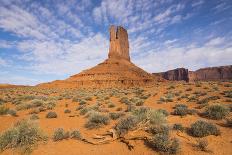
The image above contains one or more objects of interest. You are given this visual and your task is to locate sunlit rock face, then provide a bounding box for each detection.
[108,26,130,61]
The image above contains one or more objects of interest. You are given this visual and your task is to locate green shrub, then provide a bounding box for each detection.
[115,116,138,137]
[64,109,71,113]
[0,119,47,153]
[0,106,9,115]
[189,120,220,137]
[46,111,57,118]
[85,112,110,129]
[79,107,89,115]
[53,128,69,141]
[148,134,180,154]
[70,130,82,140]
[31,99,43,107]
[204,104,229,120]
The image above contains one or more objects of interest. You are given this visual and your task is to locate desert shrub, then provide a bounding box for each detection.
[53,128,69,141]
[108,103,115,108]
[125,104,136,112]
[135,100,144,106]
[85,96,92,101]
[64,109,71,113]
[223,91,232,98]
[148,134,180,154]
[79,100,87,105]
[197,96,220,104]
[16,103,33,111]
[173,123,184,132]
[148,125,169,135]
[204,104,229,120]
[70,130,82,140]
[30,114,39,120]
[0,119,47,153]
[132,107,167,126]
[0,106,9,115]
[7,109,17,116]
[189,120,220,137]
[196,139,208,151]
[120,97,130,105]
[85,112,110,129]
[172,104,195,116]
[31,99,43,107]
[46,111,57,118]
[109,112,123,120]
[186,88,192,91]
[115,116,138,137]
[79,107,89,115]
[225,118,232,127]
[157,109,169,116]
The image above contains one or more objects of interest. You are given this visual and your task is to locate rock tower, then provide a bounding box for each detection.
[38,25,157,88]
[108,26,130,61]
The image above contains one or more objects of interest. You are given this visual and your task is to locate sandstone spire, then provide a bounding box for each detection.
[108,25,130,61]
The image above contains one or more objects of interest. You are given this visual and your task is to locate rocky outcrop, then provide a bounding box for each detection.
[108,26,130,61]
[153,65,232,82]
[153,68,189,82]
[189,65,232,81]
[38,25,157,88]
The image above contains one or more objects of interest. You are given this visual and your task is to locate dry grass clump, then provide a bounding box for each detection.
[53,128,70,141]
[196,139,208,151]
[115,116,138,137]
[148,134,180,154]
[85,112,110,129]
[172,104,196,116]
[203,104,229,120]
[0,106,9,115]
[189,120,220,137]
[0,119,47,153]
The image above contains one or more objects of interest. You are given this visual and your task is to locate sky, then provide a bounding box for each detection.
[0,0,232,85]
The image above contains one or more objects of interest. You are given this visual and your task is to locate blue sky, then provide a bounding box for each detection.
[0,0,232,85]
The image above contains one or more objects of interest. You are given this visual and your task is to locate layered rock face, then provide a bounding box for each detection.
[189,65,232,81]
[153,65,232,82]
[153,68,189,82]
[38,25,156,88]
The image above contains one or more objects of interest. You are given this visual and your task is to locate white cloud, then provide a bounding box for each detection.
[133,41,232,72]
[0,58,7,66]
[192,0,204,7]
[206,37,224,46]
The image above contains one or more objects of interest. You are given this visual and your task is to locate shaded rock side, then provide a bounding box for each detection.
[153,65,232,82]
[189,65,232,81]
[153,68,189,82]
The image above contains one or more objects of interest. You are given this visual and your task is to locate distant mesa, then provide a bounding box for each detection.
[38,25,157,88]
[153,65,232,82]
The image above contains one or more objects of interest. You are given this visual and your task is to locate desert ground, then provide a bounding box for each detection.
[0,81,231,155]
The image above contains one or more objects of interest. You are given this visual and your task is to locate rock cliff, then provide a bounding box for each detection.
[153,65,232,82]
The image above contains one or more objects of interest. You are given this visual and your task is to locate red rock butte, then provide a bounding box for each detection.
[38,25,157,88]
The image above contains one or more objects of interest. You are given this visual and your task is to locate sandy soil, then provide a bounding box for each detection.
[0,81,231,155]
